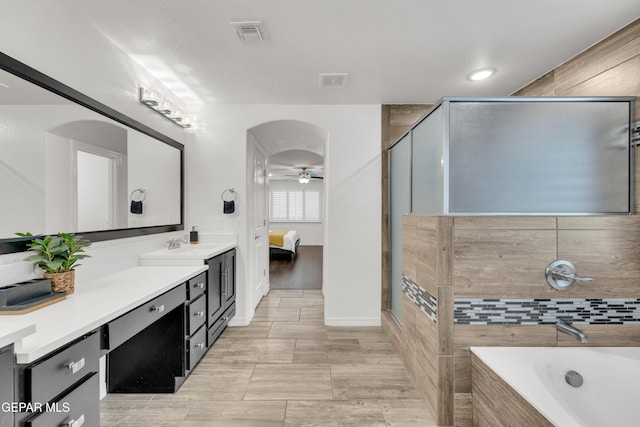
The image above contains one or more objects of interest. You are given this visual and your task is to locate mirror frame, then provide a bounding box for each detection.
[0,51,184,255]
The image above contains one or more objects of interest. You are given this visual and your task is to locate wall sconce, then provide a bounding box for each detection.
[139,87,194,128]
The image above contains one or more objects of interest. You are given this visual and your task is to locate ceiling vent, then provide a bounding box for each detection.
[230,21,265,43]
[319,73,348,87]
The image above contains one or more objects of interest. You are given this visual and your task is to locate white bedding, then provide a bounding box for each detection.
[270,229,300,253]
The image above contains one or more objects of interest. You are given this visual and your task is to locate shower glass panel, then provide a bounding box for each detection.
[448,101,632,213]
[389,133,411,324]
[412,105,444,213]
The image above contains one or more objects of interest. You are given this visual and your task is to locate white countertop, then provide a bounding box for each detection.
[139,242,236,266]
[0,323,36,350]
[0,265,207,364]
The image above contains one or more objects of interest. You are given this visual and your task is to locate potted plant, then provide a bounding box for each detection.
[16,232,91,294]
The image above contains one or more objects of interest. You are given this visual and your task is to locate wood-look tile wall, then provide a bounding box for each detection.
[382,18,640,427]
[386,215,453,426]
[471,354,553,427]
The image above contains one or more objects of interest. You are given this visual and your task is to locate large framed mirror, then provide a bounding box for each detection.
[0,52,184,254]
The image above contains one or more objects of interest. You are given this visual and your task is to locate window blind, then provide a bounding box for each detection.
[270,189,321,221]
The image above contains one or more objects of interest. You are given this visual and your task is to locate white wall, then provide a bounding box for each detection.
[189,105,382,326]
[0,3,382,327]
[269,179,325,246]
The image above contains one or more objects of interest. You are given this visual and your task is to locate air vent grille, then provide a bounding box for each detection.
[230,21,265,43]
[632,121,640,147]
[319,73,348,87]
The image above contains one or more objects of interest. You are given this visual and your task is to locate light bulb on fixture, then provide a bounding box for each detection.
[298,176,310,184]
[139,87,161,106]
[139,86,194,129]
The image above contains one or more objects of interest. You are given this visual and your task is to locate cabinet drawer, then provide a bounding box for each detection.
[208,303,235,347]
[107,284,185,350]
[187,325,207,371]
[26,372,99,427]
[187,273,206,301]
[27,332,99,404]
[187,295,207,336]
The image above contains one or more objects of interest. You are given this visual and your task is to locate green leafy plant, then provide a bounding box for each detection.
[16,232,91,273]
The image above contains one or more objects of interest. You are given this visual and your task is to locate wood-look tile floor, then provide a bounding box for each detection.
[100,290,436,426]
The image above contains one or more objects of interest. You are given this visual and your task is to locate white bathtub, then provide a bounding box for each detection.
[471,346,640,427]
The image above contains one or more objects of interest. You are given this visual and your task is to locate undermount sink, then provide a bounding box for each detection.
[139,242,236,266]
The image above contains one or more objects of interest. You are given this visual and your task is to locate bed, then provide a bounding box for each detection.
[269,229,300,260]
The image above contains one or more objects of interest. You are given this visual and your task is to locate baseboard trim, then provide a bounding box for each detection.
[324,316,381,327]
[229,307,255,327]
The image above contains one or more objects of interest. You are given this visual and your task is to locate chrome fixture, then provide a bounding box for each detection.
[545,259,592,290]
[139,87,193,128]
[167,238,187,250]
[556,319,588,343]
[565,370,584,388]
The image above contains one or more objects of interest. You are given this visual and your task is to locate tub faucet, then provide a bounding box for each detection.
[167,238,187,250]
[556,320,588,343]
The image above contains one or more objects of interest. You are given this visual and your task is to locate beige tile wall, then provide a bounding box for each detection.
[382,17,640,427]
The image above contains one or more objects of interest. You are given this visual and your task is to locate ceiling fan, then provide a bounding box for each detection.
[285,167,324,184]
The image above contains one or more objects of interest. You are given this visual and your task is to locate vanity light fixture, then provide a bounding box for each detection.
[467,67,496,81]
[139,87,194,128]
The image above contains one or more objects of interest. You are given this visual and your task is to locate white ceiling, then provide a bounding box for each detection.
[67,0,640,107]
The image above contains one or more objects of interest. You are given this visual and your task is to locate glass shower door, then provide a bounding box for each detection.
[389,133,411,324]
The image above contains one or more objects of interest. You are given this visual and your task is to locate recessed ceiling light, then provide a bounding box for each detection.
[467,67,496,81]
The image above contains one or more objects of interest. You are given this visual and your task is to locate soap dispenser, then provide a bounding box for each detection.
[190,226,199,244]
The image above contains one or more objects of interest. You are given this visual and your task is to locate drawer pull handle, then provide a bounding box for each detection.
[65,413,85,427]
[195,311,205,317]
[194,283,205,289]
[195,342,205,349]
[152,304,165,313]
[67,357,85,374]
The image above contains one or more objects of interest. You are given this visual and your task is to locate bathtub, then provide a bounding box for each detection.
[470,346,640,427]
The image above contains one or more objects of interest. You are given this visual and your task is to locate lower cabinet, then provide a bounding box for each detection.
[0,345,14,427]
[25,374,99,427]
[15,332,100,427]
[12,256,236,425]
[185,272,207,373]
[206,249,236,348]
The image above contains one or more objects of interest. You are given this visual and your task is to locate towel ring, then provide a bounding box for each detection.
[130,188,147,202]
[221,188,237,202]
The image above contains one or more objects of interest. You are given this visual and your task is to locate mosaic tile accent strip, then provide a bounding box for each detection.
[401,275,437,322]
[454,298,640,325]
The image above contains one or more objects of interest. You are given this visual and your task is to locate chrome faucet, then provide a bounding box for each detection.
[556,319,588,343]
[167,238,187,250]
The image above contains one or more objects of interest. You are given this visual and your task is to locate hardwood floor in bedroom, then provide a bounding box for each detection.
[100,290,436,426]
[269,245,322,290]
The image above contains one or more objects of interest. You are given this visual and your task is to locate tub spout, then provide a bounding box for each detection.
[556,320,588,343]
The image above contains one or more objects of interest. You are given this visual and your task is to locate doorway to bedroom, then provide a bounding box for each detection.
[248,120,326,293]
[268,148,324,290]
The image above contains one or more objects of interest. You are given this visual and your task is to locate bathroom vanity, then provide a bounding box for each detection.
[0,246,236,426]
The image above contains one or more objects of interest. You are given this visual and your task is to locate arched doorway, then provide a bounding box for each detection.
[246,120,328,311]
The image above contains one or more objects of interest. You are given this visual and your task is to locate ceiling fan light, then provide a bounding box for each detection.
[298,176,310,184]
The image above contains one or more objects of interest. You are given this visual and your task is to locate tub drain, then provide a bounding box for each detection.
[565,370,583,388]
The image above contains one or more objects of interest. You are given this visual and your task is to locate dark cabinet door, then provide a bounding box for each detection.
[206,255,224,327]
[222,249,236,309]
[0,345,13,427]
